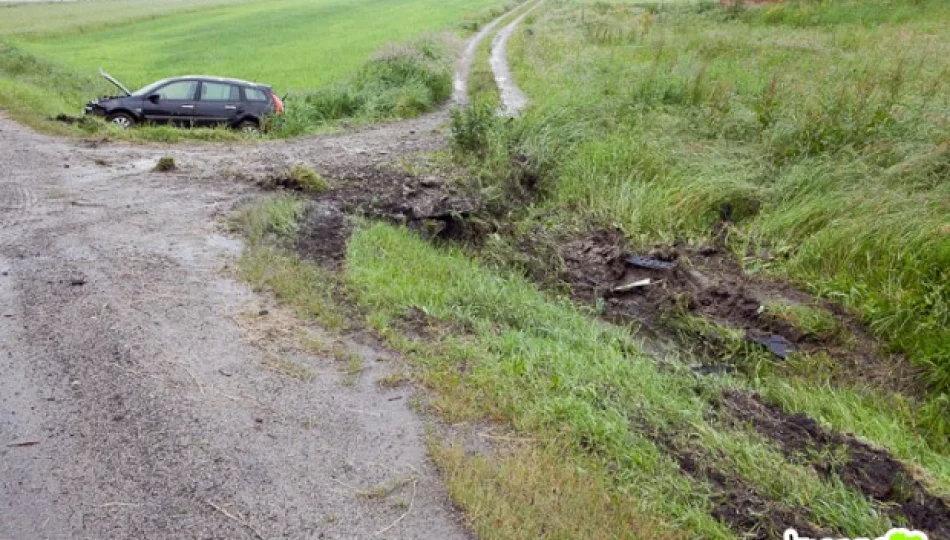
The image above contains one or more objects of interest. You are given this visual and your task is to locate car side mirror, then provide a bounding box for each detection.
[147,93,160,103]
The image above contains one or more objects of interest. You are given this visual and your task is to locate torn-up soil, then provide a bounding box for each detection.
[650,429,832,539]
[715,390,950,538]
[287,165,488,266]
[558,228,924,394]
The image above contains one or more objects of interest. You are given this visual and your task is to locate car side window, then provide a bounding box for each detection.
[156,81,198,100]
[200,82,240,101]
[244,87,268,102]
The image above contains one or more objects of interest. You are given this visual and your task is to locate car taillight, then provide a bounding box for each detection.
[270,92,284,115]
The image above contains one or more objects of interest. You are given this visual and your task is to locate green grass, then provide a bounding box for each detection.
[273,36,456,136]
[454,0,950,438]
[8,0,502,91]
[228,199,950,536]
[0,0,508,137]
[0,0,260,37]
[230,195,347,330]
[345,222,909,538]
[764,302,843,341]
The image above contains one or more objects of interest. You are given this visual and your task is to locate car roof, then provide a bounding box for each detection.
[165,75,270,88]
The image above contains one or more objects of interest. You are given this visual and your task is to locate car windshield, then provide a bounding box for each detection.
[130,79,172,97]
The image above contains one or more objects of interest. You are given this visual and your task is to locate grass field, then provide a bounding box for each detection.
[0,0,507,136]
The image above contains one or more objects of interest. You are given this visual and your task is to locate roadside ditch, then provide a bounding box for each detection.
[241,159,950,539]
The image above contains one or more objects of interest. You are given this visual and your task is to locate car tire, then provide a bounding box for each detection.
[236,120,261,135]
[106,112,135,129]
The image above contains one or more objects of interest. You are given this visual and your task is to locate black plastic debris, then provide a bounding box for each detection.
[626,254,674,271]
[691,364,736,375]
[744,333,795,360]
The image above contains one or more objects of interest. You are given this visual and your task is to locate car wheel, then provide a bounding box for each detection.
[106,113,135,130]
[237,120,261,135]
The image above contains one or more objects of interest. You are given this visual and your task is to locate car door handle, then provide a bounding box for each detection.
[181,105,194,109]
[225,105,237,110]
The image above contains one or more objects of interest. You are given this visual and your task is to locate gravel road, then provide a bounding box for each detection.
[0,111,467,540]
[0,4,536,537]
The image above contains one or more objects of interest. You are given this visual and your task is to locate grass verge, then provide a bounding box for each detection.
[345,222,916,538]
[228,191,950,536]
[453,0,950,441]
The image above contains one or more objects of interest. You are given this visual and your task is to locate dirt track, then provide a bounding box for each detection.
[0,110,469,540]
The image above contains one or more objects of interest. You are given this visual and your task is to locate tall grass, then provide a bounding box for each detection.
[453,0,950,431]
[273,37,455,136]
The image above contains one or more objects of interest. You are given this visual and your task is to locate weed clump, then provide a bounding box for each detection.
[450,98,499,156]
[288,166,331,193]
[153,156,177,172]
[230,194,306,245]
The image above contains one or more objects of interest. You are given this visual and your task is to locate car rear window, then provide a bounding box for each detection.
[156,81,198,100]
[200,82,240,101]
[244,87,269,102]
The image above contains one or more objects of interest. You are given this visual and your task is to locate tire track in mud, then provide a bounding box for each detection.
[490,0,544,117]
[716,391,950,539]
[278,166,950,539]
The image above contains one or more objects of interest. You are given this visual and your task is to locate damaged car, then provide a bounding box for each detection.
[84,69,284,132]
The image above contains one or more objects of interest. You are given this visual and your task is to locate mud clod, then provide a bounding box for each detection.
[262,166,331,193]
[153,157,177,172]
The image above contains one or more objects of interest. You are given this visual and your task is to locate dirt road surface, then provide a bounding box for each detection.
[0,111,465,540]
[490,0,542,117]
[0,4,540,537]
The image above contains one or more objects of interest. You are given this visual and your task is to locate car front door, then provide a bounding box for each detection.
[141,80,199,125]
[194,82,241,127]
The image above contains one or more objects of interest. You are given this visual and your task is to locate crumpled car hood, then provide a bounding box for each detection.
[99,67,131,96]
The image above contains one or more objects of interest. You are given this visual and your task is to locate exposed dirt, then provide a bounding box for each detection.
[558,228,923,393]
[650,429,832,540]
[1,7,539,535]
[291,165,486,267]
[715,391,950,538]
[1,4,940,536]
[0,3,562,535]
[453,1,514,105]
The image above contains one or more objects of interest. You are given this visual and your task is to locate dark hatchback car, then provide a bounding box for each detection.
[85,69,284,132]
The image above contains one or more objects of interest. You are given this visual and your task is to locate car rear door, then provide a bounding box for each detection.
[194,81,242,127]
[242,86,274,119]
[141,80,199,125]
